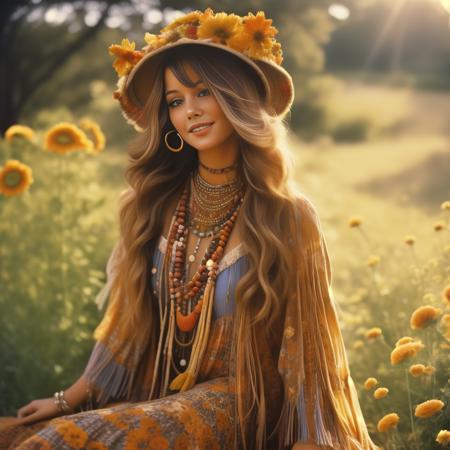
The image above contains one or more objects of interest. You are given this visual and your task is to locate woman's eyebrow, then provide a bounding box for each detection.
[165,80,204,96]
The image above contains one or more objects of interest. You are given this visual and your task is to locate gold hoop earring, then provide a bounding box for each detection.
[164,129,184,152]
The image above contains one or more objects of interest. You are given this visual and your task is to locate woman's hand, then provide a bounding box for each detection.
[16,397,62,425]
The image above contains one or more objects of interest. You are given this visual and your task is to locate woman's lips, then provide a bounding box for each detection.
[191,122,214,135]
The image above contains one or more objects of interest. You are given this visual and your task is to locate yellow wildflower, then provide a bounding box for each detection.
[409,364,426,377]
[143,33,167,51]
[364,377,378,390]
[395,336,414,347]
[434,221,446,232]
[240,11,278,60]
[367,255,380,267]
[442,285,450,304]
[436,429,450,444]
[410,305,441,330]
[424,365,436,375]
[374,387,389,399]
[377,413,399,432]
[0,159,34,197]
[108,38,143,77]
[404,234,416,246]
[414,399,445,418]
[79,118,106,153]
[439,314,450,341]
[390,340,424,365]
[44,122,92,154]
[348,216,362,228]
[197,11,243,46]
[353,340,364,349]
[4,124,35,143]
[366,327,382,339]
[159,10,203,33]
[441,201,450,211]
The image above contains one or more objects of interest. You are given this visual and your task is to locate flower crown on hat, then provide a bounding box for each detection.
[108,8,283,78]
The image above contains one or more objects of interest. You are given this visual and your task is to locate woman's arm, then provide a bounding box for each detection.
[16,374,90,425]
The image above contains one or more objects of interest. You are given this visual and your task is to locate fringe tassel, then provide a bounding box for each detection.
[169,276,215,392]
[83,341,134,407]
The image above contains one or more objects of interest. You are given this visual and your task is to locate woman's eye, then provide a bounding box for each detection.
[168,89,209,108]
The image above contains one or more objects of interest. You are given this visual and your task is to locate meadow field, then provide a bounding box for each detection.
[1,75,449,449]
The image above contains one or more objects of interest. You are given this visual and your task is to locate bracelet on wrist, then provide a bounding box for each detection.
[53,390,74,414]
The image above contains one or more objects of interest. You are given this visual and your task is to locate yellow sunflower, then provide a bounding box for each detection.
[240,11,278,60]
[44,122,92,154]
[160,10,203,33]
[197,10,243,46]
[4,124,36,143]
[108,38,143,76]
[0,159,34,197]
[79,118,106,153]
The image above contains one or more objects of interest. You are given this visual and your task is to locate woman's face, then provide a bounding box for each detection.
[164,63,236,152]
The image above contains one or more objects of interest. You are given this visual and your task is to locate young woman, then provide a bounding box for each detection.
[0,8,379,450]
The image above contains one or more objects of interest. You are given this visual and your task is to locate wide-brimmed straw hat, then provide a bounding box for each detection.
[109,8,294,131]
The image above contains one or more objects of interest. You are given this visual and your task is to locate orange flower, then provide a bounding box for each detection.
[348,216,362,228]
[424,365,436,374]
[409,364,426,377]
[197,10,243,46]
[44,122,92,154]
[108,38,143,76]
[439,314,450,341]
[410,305,441,330]
[79,118,106,153]
[160,10,203,33]
[395,336,414,347]
[0,159,33,197]
[364,377,378,390]
[367,255,380,267]
[442,285,450,304]
[240,11,278,60]
[436,429,450,444]
[377,413,400,432]
[434,220,446,231]
[366,327,382,339]
[404,234,416,245]
[414,399,445,418]
[4,124,36,143]
[374,387,389,399]
[390,340,424,365]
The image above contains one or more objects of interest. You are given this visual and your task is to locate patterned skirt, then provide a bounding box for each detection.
[0,316,239,450]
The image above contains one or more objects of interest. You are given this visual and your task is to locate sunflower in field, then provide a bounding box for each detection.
[0,159,34,197]
[108,38,144,77]
[4,124,36,143]
[44,122,92,154]
[197,10,243,46]
[79,118,106,153]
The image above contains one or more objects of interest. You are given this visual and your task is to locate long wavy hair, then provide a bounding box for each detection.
[97,45,303,450]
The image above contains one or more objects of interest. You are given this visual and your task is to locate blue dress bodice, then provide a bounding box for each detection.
[150,236,249,320]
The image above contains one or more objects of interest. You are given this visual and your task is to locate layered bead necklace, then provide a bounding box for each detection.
[161,166,245,392]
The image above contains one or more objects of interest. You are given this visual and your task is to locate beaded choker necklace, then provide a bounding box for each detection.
[155,170,244,394]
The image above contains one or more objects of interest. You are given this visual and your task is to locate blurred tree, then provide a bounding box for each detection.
[0,0,117,133]
[0,0,346,138]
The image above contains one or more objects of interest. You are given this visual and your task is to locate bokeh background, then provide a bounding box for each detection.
[1,1,450,448]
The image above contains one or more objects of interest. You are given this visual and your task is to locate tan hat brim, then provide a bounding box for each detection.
[124,38,294,127]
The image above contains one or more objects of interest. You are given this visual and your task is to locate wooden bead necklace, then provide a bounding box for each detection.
[165,170,244,376]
